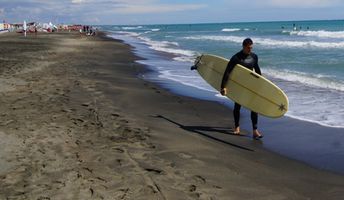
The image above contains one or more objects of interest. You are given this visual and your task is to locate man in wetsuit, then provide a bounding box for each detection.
[220,38,263,139]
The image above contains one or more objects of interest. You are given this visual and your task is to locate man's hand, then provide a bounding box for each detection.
[220,88,227,96]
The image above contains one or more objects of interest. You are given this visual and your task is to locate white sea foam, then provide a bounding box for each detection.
[151,29,160,32]
[283,83,344,128]
[122,26,143,30]
[114,31,141,37]
[138,36,179,47]
[262,67,344,128]
[288,30,344,39]
[113,31,198,61]
[222,28,241,32]
[173,56,195,63]
[158,70,216,92]
[184,35,244,43]
[111,26,121,30]
[137,36,197,58]
[184,35,344,49]
[264,68,344,92]
[285,113,344,128]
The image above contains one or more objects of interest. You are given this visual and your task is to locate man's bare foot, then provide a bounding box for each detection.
[253,129,263,139]
[233,127,240,135]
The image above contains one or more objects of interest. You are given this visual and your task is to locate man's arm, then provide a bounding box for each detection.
[254,54,261,75]
[220,59,237,96]
[221,60,236,89]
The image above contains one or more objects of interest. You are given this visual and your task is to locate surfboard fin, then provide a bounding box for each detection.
[278,104,287,111]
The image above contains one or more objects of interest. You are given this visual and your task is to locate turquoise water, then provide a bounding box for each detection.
[101,20,344,128]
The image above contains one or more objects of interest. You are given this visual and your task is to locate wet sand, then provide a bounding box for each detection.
[0,31,343,199]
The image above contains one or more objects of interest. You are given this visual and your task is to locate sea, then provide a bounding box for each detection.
[99,20,344,174]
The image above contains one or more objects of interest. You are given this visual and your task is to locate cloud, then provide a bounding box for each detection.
[265,0,341,8]
[64,0,207,14]
[0,8,5,16]
[114,3,207,14]
[71,0,84,3]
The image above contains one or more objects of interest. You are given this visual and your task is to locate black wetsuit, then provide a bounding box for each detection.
[221,50,261,130]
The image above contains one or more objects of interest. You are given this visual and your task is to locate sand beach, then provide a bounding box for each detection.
[0,31,343,200]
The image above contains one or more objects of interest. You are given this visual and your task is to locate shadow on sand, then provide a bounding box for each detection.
[153,115,254,152]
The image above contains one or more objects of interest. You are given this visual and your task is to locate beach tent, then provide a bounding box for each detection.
[41,22,57,32]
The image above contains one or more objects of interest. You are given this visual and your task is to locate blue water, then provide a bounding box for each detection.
[99,20,344,175]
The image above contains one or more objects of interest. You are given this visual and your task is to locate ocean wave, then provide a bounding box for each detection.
[264,68,344,92]
[110,26,121,30]
[142,29,160,34]
[158,70,215,92]
[113,31,141,37]
[122,26,143,30]
[138,36,179,47]
[184,35,344,49]
[285,113,344,128]
[173,56,195,63]
[287,30,344,39]
[184,35,244,42]
[137,36,197,57]
[222,28,241,32]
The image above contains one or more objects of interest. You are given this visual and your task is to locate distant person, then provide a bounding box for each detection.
[220,38,263,139]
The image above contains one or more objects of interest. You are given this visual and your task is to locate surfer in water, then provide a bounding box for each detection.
[220,38,263,139]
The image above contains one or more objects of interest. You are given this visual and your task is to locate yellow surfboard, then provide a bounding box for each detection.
[192,54,288,118]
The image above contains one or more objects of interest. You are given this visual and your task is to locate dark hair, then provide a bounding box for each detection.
[242,38,253,46]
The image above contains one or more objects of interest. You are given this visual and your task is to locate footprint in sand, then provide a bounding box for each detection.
[193,175,206,184]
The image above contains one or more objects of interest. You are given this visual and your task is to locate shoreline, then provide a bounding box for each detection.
[0,31,343,199]
[108,31,344,176]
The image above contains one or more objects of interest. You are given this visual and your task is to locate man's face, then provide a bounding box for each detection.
[243,44,253,54]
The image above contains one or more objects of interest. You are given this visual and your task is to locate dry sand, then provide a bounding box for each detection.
[0,31,343,200]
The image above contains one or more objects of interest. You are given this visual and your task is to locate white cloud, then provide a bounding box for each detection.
[71,0,84,3]
[114,3,207,14]
[266,0,341,8]
[11,6,42,15]
[0,8,5,16]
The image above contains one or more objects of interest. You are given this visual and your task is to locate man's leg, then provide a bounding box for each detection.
[233,103,241,134]
[251,111,263,139]
[251,111,258,130]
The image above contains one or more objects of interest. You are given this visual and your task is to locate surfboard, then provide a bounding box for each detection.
[192,54,288,118]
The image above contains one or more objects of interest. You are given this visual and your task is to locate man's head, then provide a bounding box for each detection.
[242,38,253,54]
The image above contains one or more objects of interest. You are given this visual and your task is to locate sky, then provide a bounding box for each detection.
[0,0,344,25]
